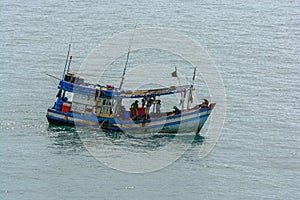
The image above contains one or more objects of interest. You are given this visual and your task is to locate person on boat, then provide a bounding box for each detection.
[117,105,126,119]
[131,100,139,118]
[156,100,161,113]
[146,97,154,115]
[141,98,146,118]
[141,98,146,108]
[173,106,181,114]
[201,99,209,108]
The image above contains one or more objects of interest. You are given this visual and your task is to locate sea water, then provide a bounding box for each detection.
[0,0,299,199]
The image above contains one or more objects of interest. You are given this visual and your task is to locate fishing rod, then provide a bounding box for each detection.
[118,26,137,90]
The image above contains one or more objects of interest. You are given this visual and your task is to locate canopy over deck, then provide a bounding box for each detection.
[116,85,191,98]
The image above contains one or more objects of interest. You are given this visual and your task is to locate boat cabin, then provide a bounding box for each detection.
[54,72,116,119]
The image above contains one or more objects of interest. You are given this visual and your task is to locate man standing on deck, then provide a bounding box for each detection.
[131,100,139,119]
[156,100,161,113]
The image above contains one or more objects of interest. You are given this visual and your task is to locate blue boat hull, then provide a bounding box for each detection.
[46,105,214,134]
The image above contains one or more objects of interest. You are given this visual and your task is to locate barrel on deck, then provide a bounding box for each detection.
[61,102,71,113]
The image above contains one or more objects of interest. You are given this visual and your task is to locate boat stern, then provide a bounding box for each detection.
[46,108,75,126]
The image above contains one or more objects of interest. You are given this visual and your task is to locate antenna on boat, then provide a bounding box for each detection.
[118,25,137,90]
[66,55,73,74]
[187,67,196,109]
[61,30,74,80]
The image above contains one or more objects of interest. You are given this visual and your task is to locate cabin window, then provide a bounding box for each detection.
[95,97,114,115]
[63,91,73,102]
[85,106,93,113]
[71,103,85,113]
[95,107,101,114]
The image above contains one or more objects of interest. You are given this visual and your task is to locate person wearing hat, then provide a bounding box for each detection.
[131,100,139,118]
[173,106,181,114]
[156,100,161,113]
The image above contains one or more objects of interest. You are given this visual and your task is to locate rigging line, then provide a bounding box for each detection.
[46,73,60,80]
[46,73,60,86]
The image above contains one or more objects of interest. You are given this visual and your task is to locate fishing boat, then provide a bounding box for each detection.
[46,44,216,134]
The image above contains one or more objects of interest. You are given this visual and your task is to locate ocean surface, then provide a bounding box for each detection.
[1,0,299,199]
